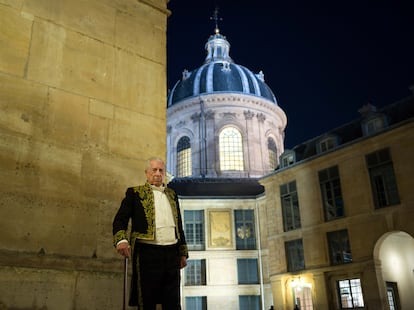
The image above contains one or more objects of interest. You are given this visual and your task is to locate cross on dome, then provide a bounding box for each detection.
[210,7,223,34]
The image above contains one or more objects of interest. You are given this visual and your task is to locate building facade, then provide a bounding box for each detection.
[0,0,170,309]
[167,21,286,309]
[261,97,414,310]
[167,13,414,310]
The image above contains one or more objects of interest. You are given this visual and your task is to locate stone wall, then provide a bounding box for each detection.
[0,0,169,308]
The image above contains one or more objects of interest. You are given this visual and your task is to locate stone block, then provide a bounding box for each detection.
[0,5,31,76]
[0,73,48,137]
[27,20,115,102]
[22,0,117,44]
[115,7,166,63]
[89,98,114,120]
[113,48,166,116]
[108,106,166,159]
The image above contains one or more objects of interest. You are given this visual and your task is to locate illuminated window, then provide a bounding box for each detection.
[319,166,344,221]
[177,136,191,177]
[366,148,400,208]
[386,282,400,310]
[293,286,313,310]
[219,127,244,171]
[268,137,278,169]
[337,278,365,309]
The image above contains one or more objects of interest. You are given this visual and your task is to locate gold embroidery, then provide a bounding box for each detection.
[135,184,155,238]
[113,230,127,247]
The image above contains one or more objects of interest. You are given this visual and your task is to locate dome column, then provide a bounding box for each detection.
[256,113,267,175]
[204,109,217,177]
[244,110,266,177]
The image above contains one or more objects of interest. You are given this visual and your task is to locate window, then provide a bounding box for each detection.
[327,229,352,264]
[280,150,295,168]
[177,136,192,177]
[362,115,387,136]
[386,282,401,310]
[285,239,305,272]
[219,127,244,171]
[184,210,205,250]
[293,286,313,310]
[337,278,364,309]
[185,296,207,310]
[319,166,344,221]
[237,258,259,284]
[366,148,400,208]
[239,295,260,310]
[280,181,301,231]
[185,259,206,286]
[317,136,338,153]
[268,137,278,170]
[235,210,256,250]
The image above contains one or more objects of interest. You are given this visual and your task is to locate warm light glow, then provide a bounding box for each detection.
[290,277,312,289]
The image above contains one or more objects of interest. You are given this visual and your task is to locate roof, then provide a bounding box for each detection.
[167,31,277,106]
[167,177,265,198]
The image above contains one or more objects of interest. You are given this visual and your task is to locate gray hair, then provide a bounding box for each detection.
[145,157,165,170]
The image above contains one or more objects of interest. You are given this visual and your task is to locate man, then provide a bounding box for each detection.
[113,157,188,310]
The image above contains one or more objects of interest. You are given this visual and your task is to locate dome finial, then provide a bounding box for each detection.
[210,6,222,34]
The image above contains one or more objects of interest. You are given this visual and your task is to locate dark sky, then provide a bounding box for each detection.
[166,0,414,149]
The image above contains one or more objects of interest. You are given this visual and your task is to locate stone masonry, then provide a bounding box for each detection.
[0,0,169,309]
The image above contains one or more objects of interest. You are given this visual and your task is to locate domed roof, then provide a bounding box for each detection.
[168,29,278,107]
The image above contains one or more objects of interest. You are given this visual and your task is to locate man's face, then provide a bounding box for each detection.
[145,159,165,187]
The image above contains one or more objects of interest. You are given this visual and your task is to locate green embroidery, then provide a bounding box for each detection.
[135,183,156,238]
[113,230,127,247]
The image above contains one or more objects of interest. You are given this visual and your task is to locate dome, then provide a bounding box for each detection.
[168,31,278,107]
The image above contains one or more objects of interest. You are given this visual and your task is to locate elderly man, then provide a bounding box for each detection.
[113,157,188,310]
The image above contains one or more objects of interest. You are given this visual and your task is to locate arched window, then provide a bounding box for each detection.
[177,136,192,177]
[268,137,278,170]
[219,127,244,171]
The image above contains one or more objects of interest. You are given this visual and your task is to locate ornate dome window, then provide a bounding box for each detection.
[177,136,192,177]
[219,126,244,171]
[268,137,278,170]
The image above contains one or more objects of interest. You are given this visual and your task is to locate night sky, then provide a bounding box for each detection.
[166,1,414,149]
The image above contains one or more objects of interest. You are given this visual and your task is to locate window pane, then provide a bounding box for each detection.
[185,259,206,286]
[235,210,256,250]
[319,166,344,221]
[237,259,259,284]
[184,210,205,250]
[280,181,301,231]
[268,137,278,170]
[177,136,192,177]
[366,148,400,208]
[219,127,244,171]
[337,278,365,309]
[239,295,260,310]
[186,296,207,310]
[285,239,305,272]
[327,229,352,264]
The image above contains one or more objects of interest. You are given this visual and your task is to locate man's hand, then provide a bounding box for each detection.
[179,256,187,269]
[116,241,131,258]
